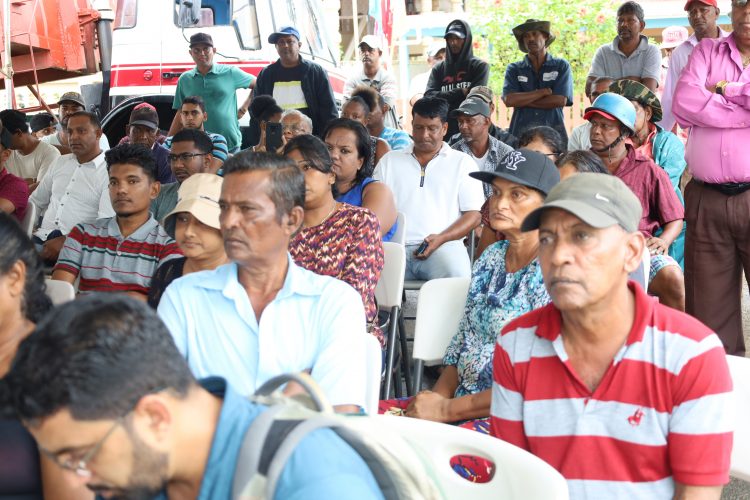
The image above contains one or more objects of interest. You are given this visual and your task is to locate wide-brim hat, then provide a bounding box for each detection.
[164,173,223,237]
[513,19,555,53]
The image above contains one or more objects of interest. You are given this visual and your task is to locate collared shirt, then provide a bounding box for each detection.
[157,257,368,407]
[373,142,484,244]
[491,282,732,499]
[502,53,573,142]
[29,152,114,239]
[173,63,254,151]
[344,66,399,107]
[54,216,181,294]
[588,35,661,83]
[660,29,730,131]
[6,140,60,181]
[172,377,383,500]
[613,146,684,237]
[0,168,29,222]
[673,34,750,183]
[379,127,412,151]
[452,134,514,198]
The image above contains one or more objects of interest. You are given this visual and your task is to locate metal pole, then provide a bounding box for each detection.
[351,0,359,58]
[3,0,15,109]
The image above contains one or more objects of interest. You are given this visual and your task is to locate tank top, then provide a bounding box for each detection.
[336,177,397,242]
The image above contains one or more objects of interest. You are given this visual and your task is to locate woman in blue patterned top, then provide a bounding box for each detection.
[381,149,560,432]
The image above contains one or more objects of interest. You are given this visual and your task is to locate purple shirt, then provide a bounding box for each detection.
[0,168,29,222]
[673,34,750,184]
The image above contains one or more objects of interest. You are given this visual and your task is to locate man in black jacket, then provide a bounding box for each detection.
[251,26,337,142]
[425,19,489,139]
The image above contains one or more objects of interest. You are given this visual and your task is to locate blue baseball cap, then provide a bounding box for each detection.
[269,26,301,44]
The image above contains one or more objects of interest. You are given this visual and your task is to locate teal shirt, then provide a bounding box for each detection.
[173,64,253,151]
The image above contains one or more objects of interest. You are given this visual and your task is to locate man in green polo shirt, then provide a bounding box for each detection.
[168,33,253,153]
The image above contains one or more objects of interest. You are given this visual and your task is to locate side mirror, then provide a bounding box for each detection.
[177,0,201,28]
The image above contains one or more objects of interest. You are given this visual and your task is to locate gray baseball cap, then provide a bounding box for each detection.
[521,173,642,233]
[449,97,491,118]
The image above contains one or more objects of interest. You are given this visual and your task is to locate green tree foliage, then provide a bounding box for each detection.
[467,0,617,95]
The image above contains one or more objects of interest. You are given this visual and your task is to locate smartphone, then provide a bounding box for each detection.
[265,122,283,152]
[416,240,429,256]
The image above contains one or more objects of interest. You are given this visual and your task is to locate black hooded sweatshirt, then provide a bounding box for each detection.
[424,20,490,139]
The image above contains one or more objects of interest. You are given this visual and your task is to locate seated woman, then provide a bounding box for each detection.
[148,174,228,308]
[0,213,91,499]
[323,118,398,242]
[249,95,283,153]
[609,79,687,269]
[476,125,565,256]
[340,87,390,165]
[380,149,559,431]
[283,135,385,346]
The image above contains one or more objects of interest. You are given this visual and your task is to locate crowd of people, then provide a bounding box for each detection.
[0,0,748,497]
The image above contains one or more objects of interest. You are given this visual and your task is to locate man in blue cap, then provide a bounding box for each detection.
[252,26,337,140]
[168,33,254,153]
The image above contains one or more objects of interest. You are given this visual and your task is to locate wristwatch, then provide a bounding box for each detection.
[715,80,729,96]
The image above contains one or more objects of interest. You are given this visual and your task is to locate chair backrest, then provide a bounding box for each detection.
[727,354,750,481]
[21,200,37,238]
[44,279,75,305]
[628,248,650,290]
[375,242,406,309]
[412,277,470,366]
[390,211,406,245]
[363,334,382,415]
[348,415,569,500]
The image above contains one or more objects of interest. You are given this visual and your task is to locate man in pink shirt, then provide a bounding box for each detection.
[673,0,750,355]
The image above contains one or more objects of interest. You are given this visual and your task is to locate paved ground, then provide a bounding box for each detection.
[400,280,750,498]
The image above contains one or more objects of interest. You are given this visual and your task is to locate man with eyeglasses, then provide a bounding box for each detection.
[51,143,181,298]
[280,109,313,144]
[252,26,337,140]
[168,32,254,153]
[165,95,229,173]
[152,129,214,236]
[568,76,614,150]
[672,0,750,355]
[0,295,383,499]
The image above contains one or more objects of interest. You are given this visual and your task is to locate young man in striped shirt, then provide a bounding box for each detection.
[490,173,732,499]
[52,144,182,298]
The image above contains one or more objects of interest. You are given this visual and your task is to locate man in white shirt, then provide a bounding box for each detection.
[0,109,60,188]
[568,76,613,151]
[30,111,114,264]
[374,97,484,280]
[42,92,110,154]
[659,0,729,132]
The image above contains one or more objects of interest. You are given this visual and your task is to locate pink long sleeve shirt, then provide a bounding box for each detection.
[672,34,750,183]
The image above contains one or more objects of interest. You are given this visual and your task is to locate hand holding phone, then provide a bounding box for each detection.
[265,122,283,152]
[415,240,429,256]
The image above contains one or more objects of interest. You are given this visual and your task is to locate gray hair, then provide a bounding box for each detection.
[280,109,313,133]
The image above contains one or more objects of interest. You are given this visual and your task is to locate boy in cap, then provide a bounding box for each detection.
[502,19,573,146]
[491,172,732,500]
[252,26,337,141]
[0,109,60,187]
[168,32,254,153]
[425,19,489,139]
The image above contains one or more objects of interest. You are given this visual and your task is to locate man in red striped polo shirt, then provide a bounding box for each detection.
[490,173,732,499]
[52,144,182,298]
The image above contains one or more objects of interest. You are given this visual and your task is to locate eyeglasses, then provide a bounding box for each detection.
[168,152,207,163]
[41,415,125,478]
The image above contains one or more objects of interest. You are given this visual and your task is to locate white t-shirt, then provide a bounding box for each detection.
[374,142,484,244]
[6,140,61,180]
[469,148,490,173]
[568,122,592,151]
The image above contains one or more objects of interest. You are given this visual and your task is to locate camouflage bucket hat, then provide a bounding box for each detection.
[609,79,663,123]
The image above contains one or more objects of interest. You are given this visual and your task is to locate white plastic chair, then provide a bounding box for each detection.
[364,333,382,415]
[20,200,37,238]
[727,354,750,481]
[375,242,407,398]
[390,211,406,245]
[348,415,569,499]
[44,279,75,305]
[412,277,470,393]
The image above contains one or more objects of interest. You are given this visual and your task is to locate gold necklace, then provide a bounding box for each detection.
[307,201,337,228]
[743,54,750,68]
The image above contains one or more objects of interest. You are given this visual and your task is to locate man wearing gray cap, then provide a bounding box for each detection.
[42,92,110,154]
[450,96,513,198]
[490,173,732,499]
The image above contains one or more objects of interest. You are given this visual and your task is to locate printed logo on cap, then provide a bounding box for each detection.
[502,151,526,171]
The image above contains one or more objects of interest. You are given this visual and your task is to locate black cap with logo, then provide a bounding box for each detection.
[470,148,560,196]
